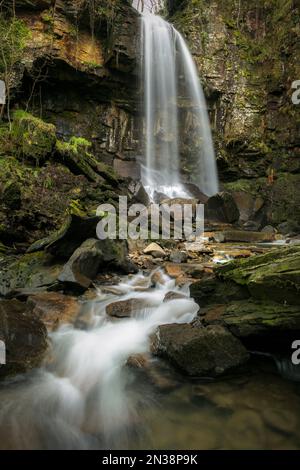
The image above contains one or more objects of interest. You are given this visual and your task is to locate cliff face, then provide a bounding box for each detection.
[170,0,300,231]
[1,0,299,240]
[4,0,141,175]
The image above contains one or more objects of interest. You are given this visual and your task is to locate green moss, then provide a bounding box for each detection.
[56,136,119,185]
[11,110,56,164]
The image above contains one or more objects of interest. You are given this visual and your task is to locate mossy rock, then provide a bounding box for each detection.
[56,136,120,185]
[0,251,62,297]
[11,110,56,164]
[217,246,300,305]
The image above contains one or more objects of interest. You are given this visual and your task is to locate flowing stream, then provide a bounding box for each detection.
[0,270,198,449]
[1,270,300,449]
[140,13,219,198]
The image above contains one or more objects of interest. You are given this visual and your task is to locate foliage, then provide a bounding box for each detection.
[11,110,56,164]
[0,15,30,120]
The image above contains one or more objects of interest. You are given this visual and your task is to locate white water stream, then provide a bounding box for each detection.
[0,270,198,449]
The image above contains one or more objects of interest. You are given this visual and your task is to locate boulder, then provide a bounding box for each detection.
[106,298,146,318]
[206,192,240,224]
[218,245,300,305]
[143,242,166,258]
[27,292,81,331]
[128,181,150,207]
[169,251,188,264]
[163,291,188,302]
[201,300,300,338]
[58,238,136,291]
[0,252,62,297]
[0,299,48,379]
[190,277,249,306]
[152,323,249,377]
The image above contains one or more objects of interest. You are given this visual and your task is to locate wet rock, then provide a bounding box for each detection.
[181,183,209,203]
[127,353,150,369]
[106,298,146,318]
[58,238,136,291]
[153,191,168,204]
[143,242,166,258]
[151,270,166,286]
[164,263,184,278]
[213,230,275,243]
[164,291,188,302]
[169,251,188,264]
[152,323,249,377]
[27,292,81,331]
[206,192,240,224]
[0,252,62,297]
[128,181,150,207]
[0,299,48,379]
[225,410,265,450]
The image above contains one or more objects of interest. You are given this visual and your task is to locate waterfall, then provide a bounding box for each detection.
[140,12,219,198]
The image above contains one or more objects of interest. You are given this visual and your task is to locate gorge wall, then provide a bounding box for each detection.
[0,0,300,250]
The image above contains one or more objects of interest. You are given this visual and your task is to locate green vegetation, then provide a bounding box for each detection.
[0,15,30,121]
[11,110,56,164]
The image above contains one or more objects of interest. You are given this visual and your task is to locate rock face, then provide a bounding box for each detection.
[152,323,249,377]
[170,1,300,230]
[0,299,48,378]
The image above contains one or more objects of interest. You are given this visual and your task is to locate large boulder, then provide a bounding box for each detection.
[152,323,249,377]
[206,192,240,224]
[27,292,81,331]
[58,238,137,290]
[218,245,300,305]
[0,252,62,297]
[0,299,48,379]
[201,300,300,338]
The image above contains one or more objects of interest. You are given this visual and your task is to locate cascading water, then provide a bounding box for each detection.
[140,12,219,198]
[0,270,199,449]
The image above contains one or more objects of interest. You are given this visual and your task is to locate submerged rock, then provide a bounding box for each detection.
[106,298,147,318]
[0,299,48,379]
[152,323,249,377]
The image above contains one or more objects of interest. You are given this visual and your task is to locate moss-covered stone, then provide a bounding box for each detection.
[56,136,120,185]
[0,251,62,296]
[217,246,300,305]
[11,110,56,164]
